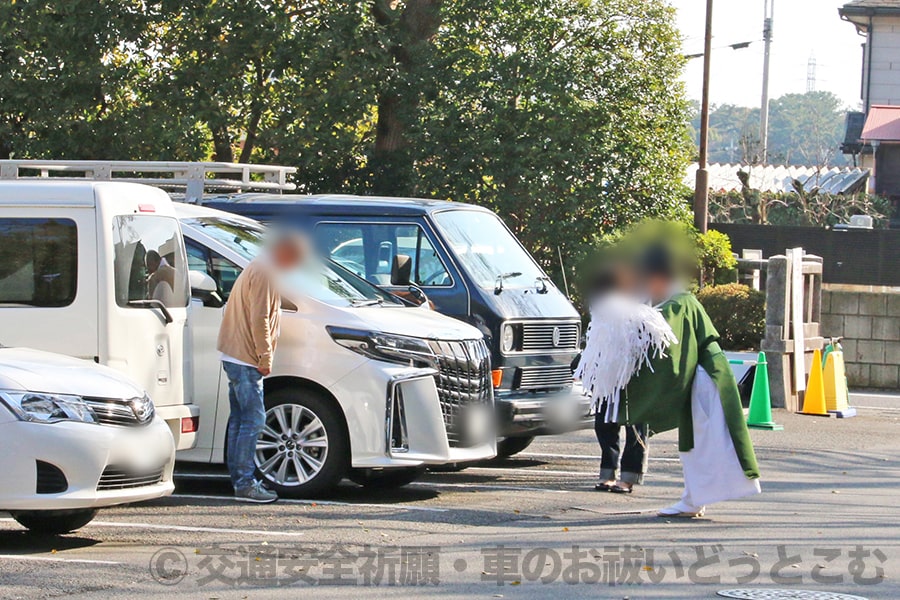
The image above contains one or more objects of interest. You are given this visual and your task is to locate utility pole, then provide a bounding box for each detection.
[759,0,774,164]
[694,0,714,234]
[806,54,817,93]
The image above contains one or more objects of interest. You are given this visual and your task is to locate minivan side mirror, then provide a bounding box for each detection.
[189,270,223,307]
[391,254,412,286]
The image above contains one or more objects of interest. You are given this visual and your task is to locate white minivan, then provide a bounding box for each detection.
[0,161,497,498]
[0,346,175,535]
[176,204,497,496]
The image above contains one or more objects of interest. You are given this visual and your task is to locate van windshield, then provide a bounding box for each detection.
[192,217,400,307]
[433,210,545,290]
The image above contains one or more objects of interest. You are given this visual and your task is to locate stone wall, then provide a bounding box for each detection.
[821,288,900,390]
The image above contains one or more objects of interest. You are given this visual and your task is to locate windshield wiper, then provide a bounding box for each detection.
[351,298,384,307]
[127,299,174,324]
[494,271,523,295]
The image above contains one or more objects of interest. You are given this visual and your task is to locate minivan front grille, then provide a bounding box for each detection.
[517,365,574,390]
[520,322,580,352]
[427,339,492,447]
[83,397,154,427]
[97,465,165,491]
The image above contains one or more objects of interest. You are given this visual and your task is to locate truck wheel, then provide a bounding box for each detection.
[348,467,425,489]
[496,436,535,458]
[12,509,98,535]
[255,387,349,498]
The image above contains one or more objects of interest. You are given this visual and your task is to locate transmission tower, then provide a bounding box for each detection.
[807,54,817,93]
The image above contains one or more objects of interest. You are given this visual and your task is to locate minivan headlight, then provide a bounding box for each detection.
[327,327,435,367]
[0,390,97,424]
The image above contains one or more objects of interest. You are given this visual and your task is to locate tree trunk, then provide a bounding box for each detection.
[370,0,442,195]
[211,125,233,163]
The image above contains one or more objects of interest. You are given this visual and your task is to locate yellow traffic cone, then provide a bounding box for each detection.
[823,350,857,418]
[801,349,829,416]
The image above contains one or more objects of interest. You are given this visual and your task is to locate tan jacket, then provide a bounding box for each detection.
[216,259,281,371]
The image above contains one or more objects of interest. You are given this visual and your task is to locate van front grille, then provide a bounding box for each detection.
[517,365,574,390]
[520,322,580,352]
[97,465,165,491]
[427,339,492,447]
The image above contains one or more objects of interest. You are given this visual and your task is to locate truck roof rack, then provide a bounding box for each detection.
[0,160,296,203]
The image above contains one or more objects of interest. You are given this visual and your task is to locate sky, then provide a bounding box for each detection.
[672,0,864,110]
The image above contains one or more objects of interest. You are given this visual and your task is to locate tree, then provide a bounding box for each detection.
[766,91,845,167]
[693,91,848,167]
[2,0,693,287]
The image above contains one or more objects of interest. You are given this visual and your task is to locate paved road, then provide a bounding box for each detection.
[1,394,898,600]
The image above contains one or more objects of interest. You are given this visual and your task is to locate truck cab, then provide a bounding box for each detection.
[0,178,199,450]
[207,194,591,456]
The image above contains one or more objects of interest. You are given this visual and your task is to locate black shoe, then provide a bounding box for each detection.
[594,482,615,492]
[610,484,633,494]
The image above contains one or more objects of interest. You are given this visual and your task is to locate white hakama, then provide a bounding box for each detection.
[678,366,761,508]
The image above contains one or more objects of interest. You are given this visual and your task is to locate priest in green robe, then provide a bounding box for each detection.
[622,247,761,518]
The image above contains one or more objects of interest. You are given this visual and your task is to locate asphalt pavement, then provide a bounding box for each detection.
[1,392,898,600]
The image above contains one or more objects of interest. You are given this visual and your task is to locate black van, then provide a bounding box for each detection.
[206,194,590,456]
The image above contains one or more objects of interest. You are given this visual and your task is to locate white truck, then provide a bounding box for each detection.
[0,161,497,497]
[0,177,199,450]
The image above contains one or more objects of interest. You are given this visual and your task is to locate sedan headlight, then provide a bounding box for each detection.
[0,390,97,424]
[327,327,435,367]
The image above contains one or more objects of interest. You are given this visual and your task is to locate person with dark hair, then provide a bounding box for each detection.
[580,266,650,494]
[624,243,761,517]
[145,249,176,305]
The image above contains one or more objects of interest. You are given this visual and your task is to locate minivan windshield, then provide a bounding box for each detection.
[433,210,545,290]
[189,217,401,307]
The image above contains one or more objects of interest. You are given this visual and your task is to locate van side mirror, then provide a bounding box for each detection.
[189,271,223,307]
[391,254,412,286]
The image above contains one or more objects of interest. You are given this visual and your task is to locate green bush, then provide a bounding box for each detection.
[696,283,766,351]
[696,229,737,284]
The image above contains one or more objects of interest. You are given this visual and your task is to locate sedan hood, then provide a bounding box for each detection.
[345,306,483,342]
[0,347,145,399]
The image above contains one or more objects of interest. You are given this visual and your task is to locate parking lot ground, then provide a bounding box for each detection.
[1,392,898,600]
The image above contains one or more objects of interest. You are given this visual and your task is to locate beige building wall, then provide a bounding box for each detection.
[866,16,900,107]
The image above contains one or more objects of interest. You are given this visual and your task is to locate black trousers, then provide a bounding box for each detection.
[594,415,648,485]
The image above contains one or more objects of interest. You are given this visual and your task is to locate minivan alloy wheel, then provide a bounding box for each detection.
[256,403,328,486]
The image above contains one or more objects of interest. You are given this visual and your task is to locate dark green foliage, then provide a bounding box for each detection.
[696,283,766,351]
[688,91,849,166]
[1,1,692,295]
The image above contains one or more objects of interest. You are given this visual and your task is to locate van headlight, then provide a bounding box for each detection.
[0,390,97,424]
[501,323,516,353]
[327,327,435,366]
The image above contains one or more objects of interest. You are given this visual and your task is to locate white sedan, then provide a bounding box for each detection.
[0,346,175,534]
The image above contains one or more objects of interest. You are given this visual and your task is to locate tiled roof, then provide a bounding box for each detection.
[684,163,869,195]
[841,0,900,11]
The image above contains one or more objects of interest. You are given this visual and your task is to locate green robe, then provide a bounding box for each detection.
[620,292,760,479]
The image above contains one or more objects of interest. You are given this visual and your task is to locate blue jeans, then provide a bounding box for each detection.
[222,361,266,491]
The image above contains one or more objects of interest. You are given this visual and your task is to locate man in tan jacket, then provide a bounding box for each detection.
[217,233,305,503]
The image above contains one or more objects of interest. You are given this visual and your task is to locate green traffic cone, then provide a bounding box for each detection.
[747,351,783,430]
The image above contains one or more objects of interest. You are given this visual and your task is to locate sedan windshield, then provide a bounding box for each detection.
[433,210,545,290]
[187,217,400,307]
